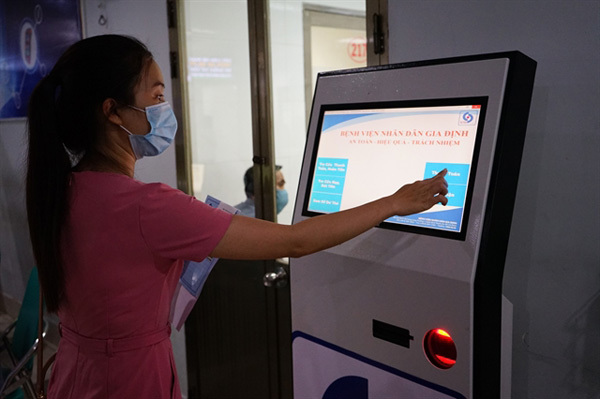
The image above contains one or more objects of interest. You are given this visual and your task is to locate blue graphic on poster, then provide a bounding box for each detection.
[0,0,82,119]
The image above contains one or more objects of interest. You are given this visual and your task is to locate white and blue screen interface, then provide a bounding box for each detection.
[306,100,484,234]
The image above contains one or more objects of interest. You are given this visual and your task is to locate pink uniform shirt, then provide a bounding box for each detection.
[48,172,233,399]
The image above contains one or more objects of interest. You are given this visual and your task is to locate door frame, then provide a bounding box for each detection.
[167,0,386,397]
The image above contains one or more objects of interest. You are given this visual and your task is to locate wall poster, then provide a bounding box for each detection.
[0,0,82,119]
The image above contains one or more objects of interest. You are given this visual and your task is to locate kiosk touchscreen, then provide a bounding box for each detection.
[291,52,536,399]
[304,98,486,239]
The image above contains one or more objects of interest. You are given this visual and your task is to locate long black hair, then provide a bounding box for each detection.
[26,35,153,312]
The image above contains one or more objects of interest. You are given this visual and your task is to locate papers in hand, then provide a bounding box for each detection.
[169,196,239,331]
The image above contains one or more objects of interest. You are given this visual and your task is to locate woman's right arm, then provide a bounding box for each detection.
[210,170,448,260]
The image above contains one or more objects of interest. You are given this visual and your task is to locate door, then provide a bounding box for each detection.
[172,1,287,397]
[170,1,370,398]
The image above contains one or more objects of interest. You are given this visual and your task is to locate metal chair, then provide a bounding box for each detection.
[0,268,47,399]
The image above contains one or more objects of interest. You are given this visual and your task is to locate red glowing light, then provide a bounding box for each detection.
[424,328,457,369]
[435,354,457,367]
[436,329,450,338]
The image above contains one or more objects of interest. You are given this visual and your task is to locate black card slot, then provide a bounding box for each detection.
[373,319,414,348]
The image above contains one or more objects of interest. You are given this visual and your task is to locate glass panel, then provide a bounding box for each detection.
[182,0,253,210]
[269,1,366,225]
[309,25,367,89]
[179,3,279,397]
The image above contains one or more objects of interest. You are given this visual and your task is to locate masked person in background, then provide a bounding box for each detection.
[26,34,448,399]
[235,165,288,217]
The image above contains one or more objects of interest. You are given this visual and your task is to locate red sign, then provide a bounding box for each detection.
[347,37,367,63]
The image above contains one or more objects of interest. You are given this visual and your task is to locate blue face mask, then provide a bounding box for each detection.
[119,101,178,159]
[276,188,288,214]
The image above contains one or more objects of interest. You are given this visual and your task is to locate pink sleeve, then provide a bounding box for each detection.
[138,183,233,261]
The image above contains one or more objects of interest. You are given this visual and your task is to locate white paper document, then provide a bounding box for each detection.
[169,196,239,331]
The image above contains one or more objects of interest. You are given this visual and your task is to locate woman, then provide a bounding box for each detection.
[26,35,448,398]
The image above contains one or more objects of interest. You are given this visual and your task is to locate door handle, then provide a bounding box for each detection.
[263,265,288,288]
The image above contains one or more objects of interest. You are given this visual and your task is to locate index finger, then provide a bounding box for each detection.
[435,168,448,178]
[431,168,448,189]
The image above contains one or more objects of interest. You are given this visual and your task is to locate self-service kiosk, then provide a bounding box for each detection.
[290,52,536,398]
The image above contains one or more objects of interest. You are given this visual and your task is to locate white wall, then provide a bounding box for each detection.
[388,1,600,398]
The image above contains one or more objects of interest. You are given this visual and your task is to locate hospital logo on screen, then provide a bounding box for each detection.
[458,111,477,125]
